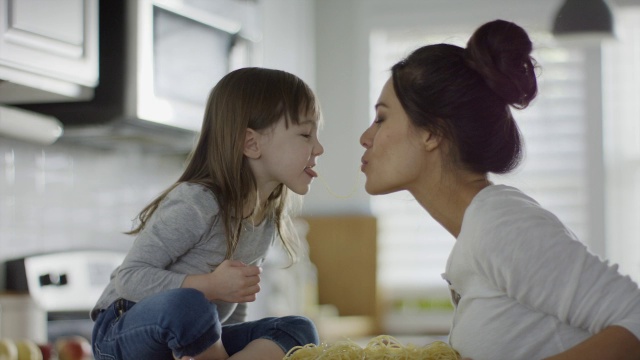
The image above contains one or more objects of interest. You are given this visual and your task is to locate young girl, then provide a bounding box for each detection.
[91,67,324,360]
[359,20,640,360]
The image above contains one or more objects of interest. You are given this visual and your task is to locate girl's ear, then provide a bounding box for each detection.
[244,129,261,159]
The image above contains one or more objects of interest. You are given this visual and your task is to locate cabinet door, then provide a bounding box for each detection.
[0,0,98,91]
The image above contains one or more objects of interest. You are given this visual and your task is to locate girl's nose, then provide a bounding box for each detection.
[314,140,325,156]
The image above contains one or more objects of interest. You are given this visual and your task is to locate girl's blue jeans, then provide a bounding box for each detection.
[91,288,319,359]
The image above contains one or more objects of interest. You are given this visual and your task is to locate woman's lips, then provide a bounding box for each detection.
[361,158,368,172]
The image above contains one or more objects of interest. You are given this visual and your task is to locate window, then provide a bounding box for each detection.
[603,7,640,281]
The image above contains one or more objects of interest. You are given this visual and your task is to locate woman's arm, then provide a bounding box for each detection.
[544,326,640,360]
[469,191,640,358]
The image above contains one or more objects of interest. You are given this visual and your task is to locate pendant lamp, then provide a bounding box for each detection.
[552,0,614,39]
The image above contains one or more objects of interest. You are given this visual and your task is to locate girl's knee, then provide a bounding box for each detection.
[150,288,209,313]
[152,289,222,357]
[144,289,219,332]
[279,316,319,346]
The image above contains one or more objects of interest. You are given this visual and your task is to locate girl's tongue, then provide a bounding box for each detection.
[304,167,318,178]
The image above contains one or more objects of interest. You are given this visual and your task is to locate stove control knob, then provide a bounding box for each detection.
[39,273,68,287]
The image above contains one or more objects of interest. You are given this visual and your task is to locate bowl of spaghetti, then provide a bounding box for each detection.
[283,335,461,360]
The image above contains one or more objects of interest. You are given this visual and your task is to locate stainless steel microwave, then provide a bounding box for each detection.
[19,0,262,151]
[125,0,262,131]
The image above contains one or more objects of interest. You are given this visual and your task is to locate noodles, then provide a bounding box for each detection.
[316,171,364,199]
[283,335,461,360]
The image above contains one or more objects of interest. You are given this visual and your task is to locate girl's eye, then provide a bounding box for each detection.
[301,133,312,139]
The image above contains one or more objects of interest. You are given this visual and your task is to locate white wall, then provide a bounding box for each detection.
[304,0,372,215]
[260,0,316,88]
[258,0,371,215]
[0,137,186,287]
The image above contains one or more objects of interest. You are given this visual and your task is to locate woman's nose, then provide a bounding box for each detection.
[360,126,372,149]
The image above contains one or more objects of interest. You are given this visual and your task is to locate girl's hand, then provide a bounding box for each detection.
[183,260,262,303]
[210,260,262,302]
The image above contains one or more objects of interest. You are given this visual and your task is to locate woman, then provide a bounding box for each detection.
[359,19,640,360]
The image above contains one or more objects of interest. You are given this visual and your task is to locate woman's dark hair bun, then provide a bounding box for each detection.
[465,19,538,109]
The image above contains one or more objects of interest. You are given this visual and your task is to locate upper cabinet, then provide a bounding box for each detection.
[0,0,98,103]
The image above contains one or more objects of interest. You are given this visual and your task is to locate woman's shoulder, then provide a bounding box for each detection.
[461,184,574,248]
[467,184,545,219]
[462,184,566,238]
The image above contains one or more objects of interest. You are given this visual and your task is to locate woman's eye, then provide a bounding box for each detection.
[374,116,385,124]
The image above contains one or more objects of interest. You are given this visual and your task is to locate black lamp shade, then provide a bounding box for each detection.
[552,0,613,36]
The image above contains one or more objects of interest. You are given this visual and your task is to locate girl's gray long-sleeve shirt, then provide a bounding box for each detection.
[91,182,276,323]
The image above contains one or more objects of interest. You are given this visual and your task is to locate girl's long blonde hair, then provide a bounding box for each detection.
[127,67,321,263]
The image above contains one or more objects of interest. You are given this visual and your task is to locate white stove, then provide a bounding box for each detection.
[3,249,125,342]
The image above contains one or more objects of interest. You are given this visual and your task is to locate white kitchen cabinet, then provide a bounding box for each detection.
[0,0,98,103]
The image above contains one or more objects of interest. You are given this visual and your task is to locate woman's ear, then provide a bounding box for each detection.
[423,130,442,152]
[244,129,261,159]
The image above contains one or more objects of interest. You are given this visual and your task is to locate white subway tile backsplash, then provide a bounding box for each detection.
[0,136,186,265]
